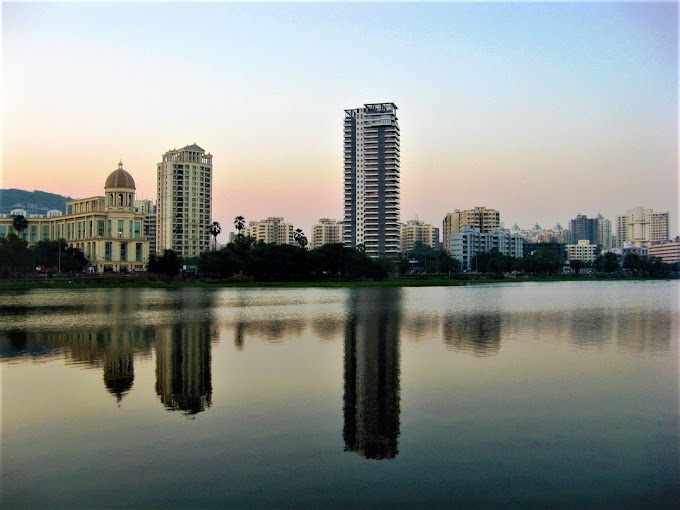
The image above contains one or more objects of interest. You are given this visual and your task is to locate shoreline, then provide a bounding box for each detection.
[0,276,667,291]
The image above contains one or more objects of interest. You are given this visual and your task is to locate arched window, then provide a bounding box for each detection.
[118,194,124,207]
[109,193,114,206]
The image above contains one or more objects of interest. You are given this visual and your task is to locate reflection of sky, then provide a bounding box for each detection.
[3,3,677,236]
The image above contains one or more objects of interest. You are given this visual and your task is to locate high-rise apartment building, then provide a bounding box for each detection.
[157,144,213,258]
[569,214,599,245]
[246,217,294,245]
[448,226,523,271]
[616,207,670,248]
[311,218,343,249]
[442,207,500,253]
[400,220,438,253]
[343,103,400,258]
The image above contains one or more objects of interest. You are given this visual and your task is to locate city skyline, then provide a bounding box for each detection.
[3,2,677,238]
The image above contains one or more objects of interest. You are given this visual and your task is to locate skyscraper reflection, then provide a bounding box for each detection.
[442,312,502,356]
[343,288,402,460]
[154,292,216,416]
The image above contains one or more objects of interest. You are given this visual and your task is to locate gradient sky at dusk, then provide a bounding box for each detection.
[3,1,678,239]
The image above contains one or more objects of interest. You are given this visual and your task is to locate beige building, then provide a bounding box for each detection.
[311,218,343,249]
[567,239,597,263]
[443,207,500,253]
[0,163,150,272]
[246,217,294,245]
[400,220,438,253]
[157,144,213,258]
[616,207,670,248]
[648,237,680,264]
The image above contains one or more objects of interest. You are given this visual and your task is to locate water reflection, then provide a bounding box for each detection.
[232,318,306,350]
[155,291,216,416]
[442,312,502,356]
[343,288,402,460]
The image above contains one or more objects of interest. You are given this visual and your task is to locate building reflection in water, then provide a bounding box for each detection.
[442,311,502,356]
[155,291,216,416]
[343,288,402,460]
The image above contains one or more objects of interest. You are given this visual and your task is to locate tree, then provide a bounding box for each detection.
[234,216,246,236]
[569,259,583,276]
[12,215,28,237]
[148,249,182,277]
[293,228,308,249]
[209,221,222,250]
[593,252,621,274]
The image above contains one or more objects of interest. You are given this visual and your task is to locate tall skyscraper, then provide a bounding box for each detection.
[157,144,213,258]
[343,103,400,258]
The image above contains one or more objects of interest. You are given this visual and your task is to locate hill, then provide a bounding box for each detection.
[0,189,72,215]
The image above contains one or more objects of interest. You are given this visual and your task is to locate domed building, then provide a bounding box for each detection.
[0,163,150,272]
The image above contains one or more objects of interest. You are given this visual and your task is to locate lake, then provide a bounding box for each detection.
[1,281,678,508]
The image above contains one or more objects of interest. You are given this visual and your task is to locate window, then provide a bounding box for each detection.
[118,220,124,238]
[107,221,112,237]
[0,226,5,237]
[134,222,141,238]
[98,221,105,237]
[120,242,127,261]
[105,242,112,261]
[42,226,49,240]
[136,243,142,261]
[30,225,37,242]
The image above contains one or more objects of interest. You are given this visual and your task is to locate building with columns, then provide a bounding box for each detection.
[0,163,150,272]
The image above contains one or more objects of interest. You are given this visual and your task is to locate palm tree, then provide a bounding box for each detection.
[293,228,308,249]
[234,216,245,237]
[209,221,222,250]
[12,215,28,237]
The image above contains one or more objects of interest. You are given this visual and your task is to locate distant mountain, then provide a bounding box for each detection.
[0,189,72,215]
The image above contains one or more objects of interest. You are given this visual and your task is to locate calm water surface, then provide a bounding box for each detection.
[1,281,678,508]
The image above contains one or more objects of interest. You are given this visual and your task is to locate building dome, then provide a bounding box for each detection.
[105,162,136,190]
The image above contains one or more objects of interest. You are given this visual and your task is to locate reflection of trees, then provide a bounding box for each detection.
[401,313,440,342]
[311,316,343,342]
[442,312,501,356]
[155,292,216,416]
[343,288,402,460]
[231,318,306,349]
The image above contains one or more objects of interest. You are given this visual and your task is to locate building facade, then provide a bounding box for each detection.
[400,220,438,253]
[448,226,523,271]
[443,207,500,253]
[566,239,598,263]
[616,207,670,248]
[311,218,343,249]
[0,163,150,272]
[648,237,680,264]
[157,144,213,258]
[343,103,400,258]
[246,217,294,245]
[569,214,599,245]
[135,199,157,255]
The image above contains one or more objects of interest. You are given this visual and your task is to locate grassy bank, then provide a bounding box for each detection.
[0,275,665,291]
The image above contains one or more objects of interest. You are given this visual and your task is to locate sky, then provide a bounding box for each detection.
[2,1,678,240]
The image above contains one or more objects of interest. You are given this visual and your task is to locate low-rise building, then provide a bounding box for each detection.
[0,163,150,272]
[646,238,679,263]
[566,239,597,263]
[449,226,523,271]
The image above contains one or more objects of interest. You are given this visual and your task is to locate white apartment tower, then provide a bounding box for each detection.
[311,218,343,249]
[616,207,670,248]
[157,144,213,258]
[343,103,400,258]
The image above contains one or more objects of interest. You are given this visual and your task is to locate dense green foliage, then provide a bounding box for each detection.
[194,240,393,281]
[0,189,71,215]
[0,235,87,277]
[148,250,182,277]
